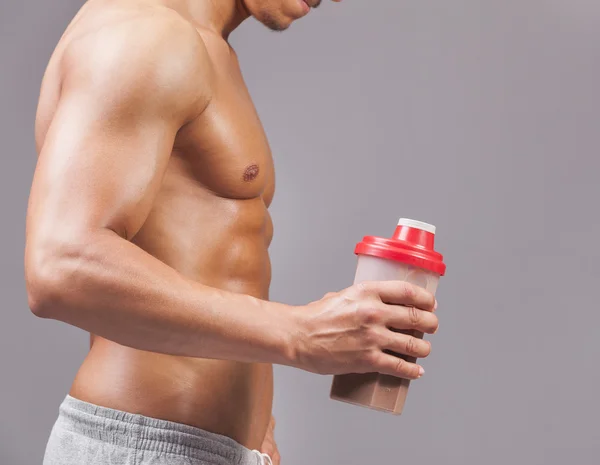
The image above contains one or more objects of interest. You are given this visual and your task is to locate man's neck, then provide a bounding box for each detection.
[164,0,250,39]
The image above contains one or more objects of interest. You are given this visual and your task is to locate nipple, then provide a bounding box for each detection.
[243,164,260,182]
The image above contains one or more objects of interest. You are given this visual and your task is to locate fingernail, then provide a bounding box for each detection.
[418,366,425,377]
[433,325,439,334]
[434,299,438,311]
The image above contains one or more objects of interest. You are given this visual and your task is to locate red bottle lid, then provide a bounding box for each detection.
[355,218,446,276]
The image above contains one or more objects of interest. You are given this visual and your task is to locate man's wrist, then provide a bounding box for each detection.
[259,299,305,368]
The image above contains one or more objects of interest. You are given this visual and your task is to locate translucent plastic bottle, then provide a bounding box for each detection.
[330,218,447,414]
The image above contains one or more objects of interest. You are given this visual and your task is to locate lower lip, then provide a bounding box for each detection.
[298,0,310,14]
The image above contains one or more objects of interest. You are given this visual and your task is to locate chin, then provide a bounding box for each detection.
[243,0,299,31]
[256,11,293,31]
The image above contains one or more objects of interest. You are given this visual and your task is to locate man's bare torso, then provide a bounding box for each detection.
[35,0,275,448]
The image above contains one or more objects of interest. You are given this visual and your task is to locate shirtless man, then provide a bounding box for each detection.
[25,1,440,464]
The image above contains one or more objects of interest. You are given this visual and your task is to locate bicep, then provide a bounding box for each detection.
[28,16,210,242]
[30,92,176,240]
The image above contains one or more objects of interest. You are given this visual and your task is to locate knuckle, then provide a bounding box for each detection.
[357,305,382,326]
[407,305,421,327]
[355,281,372,296]
[394,356,406,374]
[341,294,356,308]
[360,350,378,368]
[363,328,379,346]
[405,336,417,355]
[401,282,417,300]
[366,350,379,363]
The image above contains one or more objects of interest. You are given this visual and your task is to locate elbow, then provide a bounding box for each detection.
[25,238,87,319]
[25,251,64,319]
[26,280,57,320]
[26,286,52,319]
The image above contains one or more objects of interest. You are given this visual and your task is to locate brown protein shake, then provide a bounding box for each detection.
[330,218,447,414]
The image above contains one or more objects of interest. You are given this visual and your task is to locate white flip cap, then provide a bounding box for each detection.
[397,218,436,234]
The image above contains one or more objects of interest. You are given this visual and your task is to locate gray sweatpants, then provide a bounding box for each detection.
[43,395,270,465]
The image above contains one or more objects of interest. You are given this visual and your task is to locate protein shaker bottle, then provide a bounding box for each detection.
[330,218,446,414]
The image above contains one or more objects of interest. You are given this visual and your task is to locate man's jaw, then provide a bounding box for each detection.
[240,0,323,32]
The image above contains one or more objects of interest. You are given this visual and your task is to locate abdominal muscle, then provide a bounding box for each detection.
[69,191,275,450]
[70,336,274,449]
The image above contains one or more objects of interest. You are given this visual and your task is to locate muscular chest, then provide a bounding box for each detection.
[174,53,275,206]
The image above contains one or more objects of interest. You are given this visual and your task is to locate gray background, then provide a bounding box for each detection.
[1,1,599,464]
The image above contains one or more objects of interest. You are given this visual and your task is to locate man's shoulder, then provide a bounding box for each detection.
[59,5,213,113]
[68,6,207,59]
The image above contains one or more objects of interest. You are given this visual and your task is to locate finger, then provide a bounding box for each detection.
[359,281,435,311]
[383,304,439,334]
[383,330,431,358]
[371,352,424,380]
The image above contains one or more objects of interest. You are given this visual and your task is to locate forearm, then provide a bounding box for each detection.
[27,229,297,365]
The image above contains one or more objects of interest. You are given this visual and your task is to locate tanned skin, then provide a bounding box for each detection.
[25,0,439,461]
